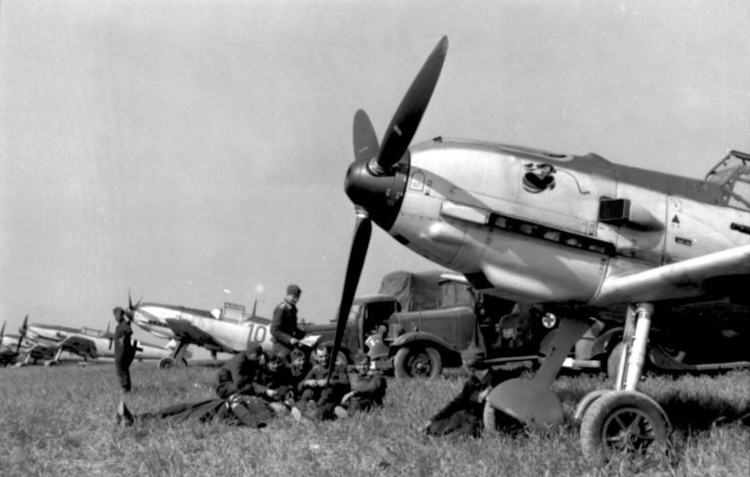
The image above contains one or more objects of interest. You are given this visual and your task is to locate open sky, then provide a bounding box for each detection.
[2,0,749,345]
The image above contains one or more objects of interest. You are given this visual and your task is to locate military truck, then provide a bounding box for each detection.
[378,271,565,378]
[304,270,569,378]
[301,270,444,366]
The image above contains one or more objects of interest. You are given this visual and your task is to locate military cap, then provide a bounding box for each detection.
[286,284,302,296]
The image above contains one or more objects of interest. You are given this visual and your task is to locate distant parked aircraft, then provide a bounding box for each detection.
[12,315,175,366]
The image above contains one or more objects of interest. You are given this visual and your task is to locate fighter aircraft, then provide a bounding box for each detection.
[128,299,316,368]
[0,321,26,366]
[327,36,750,459]
[12,315,174,366]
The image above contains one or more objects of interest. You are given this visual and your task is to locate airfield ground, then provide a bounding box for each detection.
[0,362,748,476]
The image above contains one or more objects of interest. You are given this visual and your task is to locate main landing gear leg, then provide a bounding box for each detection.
[45,347,64,367]
[578,303,670,461]
[158,341,189,369]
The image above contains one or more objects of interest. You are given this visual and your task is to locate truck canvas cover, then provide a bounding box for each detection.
[378,270,445,312]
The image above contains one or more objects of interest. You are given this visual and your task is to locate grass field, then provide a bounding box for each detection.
[1,362,748,477]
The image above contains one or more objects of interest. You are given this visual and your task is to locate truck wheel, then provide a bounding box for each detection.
[393,345,442,379]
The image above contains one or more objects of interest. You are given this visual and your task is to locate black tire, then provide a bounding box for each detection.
[580,390,669,461]
[158,357,175,369]
[574,389,610,423]
[393,345,442,379]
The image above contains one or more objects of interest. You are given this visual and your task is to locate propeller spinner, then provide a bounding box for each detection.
[329,37,448,379]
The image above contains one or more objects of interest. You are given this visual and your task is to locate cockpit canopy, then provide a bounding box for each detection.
[705,150,750,211]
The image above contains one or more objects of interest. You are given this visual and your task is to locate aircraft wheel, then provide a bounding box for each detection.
[580,390,669,461]
[158,357,176,369]
[606,342,624,381]
[574,389,610,423]
[44,360,60,367]
[393,345,442,379]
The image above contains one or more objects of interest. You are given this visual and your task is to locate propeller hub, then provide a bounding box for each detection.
[345,155,409,231]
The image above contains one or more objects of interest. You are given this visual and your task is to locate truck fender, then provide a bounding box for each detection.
[389,332,460,360]
[589,327,624,359]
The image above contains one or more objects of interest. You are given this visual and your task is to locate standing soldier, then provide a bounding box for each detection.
[271,284,306,358]
[113,307,136,393]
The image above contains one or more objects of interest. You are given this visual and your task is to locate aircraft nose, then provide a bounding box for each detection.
[344,155,410,231]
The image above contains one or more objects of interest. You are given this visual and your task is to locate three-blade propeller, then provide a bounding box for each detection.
[15,315,28,356]
[328,36,448,379]
[370,36,448,174]
[127,292,142,321]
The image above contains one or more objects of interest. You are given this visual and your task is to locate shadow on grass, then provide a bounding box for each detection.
[660,391,750,432]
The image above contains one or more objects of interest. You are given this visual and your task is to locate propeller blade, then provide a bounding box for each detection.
[127,292,141,320]
[376,36,448,172]
[1,321,5,341]
[15,315,28,356]
[328,210,372,380]
[353,109,380,163]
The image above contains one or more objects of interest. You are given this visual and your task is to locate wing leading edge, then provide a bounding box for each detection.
[591,244,750,306]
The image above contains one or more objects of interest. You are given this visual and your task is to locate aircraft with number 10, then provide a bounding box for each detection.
[128,299,316,368]
[326,36,750,459]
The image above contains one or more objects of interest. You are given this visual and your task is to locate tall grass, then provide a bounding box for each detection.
[1,363,748,476]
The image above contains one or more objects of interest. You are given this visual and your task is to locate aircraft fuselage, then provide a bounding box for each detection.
[386,139,750,307]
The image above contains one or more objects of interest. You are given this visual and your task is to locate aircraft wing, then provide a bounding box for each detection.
[58,335,99,360]
[23,343,57,361]
[164,318,229,353]
[592,243,750,306]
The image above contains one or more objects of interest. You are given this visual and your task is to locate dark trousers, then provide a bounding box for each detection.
[140,398,228,424]
[115,360,131,392]
[229,396,275,428]
[298,387,342,420]
[426,409,482,438]
[134,397,273,428]
[346,396,380,413]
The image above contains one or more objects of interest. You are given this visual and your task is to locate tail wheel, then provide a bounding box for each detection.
[393,345,442,379]
[158,357,175,369]
[580,390,670,461]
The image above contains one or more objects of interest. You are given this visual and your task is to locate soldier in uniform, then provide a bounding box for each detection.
[271,284,306,358]
[116,343,279,428]
[113,307,136,393]
[339,351,387,415]
[293,342,350,420]
[287,348,311,402]
[422,344,514,437]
